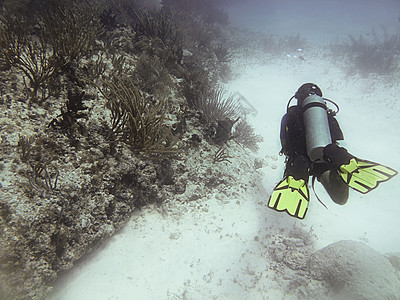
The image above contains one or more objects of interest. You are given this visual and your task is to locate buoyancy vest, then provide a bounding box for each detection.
[280,104,343,158]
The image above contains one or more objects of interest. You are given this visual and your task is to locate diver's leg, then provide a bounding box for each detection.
[319,170,349,205]
[268,154,311,219]
[323,143,398,194]
[285,155,311,182]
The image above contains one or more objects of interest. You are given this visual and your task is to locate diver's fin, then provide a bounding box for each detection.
[268,176,309,219]
[338,158,398,194]
[323,144,398,194]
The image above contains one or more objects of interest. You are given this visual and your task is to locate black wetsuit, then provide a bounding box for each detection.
[280,105,344,180]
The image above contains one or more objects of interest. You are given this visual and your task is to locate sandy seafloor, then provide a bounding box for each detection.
[47,41,400,299]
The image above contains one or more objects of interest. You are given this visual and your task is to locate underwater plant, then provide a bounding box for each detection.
[82,54,108,85]
[134,10,184,65]
[102,0,139,27]
[18,134,60,194]
[135,10,176,45]
[213,147,232,164]
[213,44,233,63]
[18,134,36,163]
[134,35,184,79]
[0,12,61,102]
[211,117,240,145]
[29,160,59,194]
[132,53,173,96]
[43,0,103,67]
[232,119,264,153]
[14,40,61,102]
[48,88,88,139]
[330,28,400,76]
[0,13,26,69]
[0,0,103,102]
[99,7,119,31]
[100,76,179,156]
[192,87,241,126]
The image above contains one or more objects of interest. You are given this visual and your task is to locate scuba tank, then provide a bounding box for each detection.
[302,94,332,162]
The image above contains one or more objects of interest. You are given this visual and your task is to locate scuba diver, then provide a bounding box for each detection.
[268,83,398,219]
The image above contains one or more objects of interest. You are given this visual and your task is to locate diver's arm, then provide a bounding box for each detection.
[280,114,288,155]
[328,114,344,142]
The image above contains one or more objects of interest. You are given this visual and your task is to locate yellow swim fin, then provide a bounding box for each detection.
[268,176,309,219]
[339,158,398,194]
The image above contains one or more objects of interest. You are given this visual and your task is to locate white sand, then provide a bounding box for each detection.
[48,50,400,299]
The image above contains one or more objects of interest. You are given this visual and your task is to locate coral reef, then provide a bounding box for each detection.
[0,0,103,102]
[0,0,263,298]
[263,227,400,299]
[99,76,179,156]
[309,240,400,299]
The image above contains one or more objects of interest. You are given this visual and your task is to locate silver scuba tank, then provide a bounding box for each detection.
[302,94,332,162]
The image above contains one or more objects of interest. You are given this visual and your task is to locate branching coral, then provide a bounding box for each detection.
[100,76,179,155]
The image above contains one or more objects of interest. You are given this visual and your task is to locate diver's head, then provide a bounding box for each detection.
[295,83,322,105]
